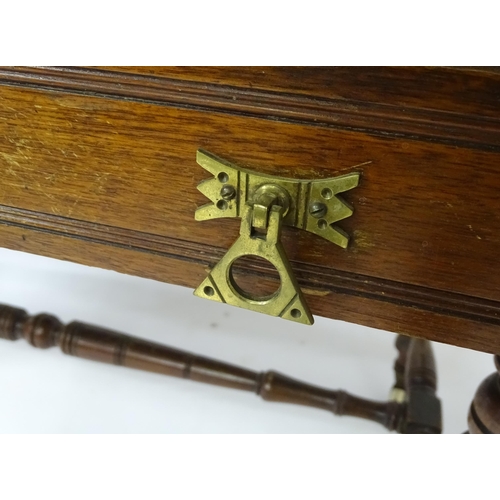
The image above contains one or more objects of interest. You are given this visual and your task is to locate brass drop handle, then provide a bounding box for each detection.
[193,150,360,325]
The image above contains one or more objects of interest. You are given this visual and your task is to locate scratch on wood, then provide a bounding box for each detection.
[467,224,482,240]
[350,160,373,169]
[0,152,21,168]
[67,197,82,216]
[337,160,373,173]
[302,288,330,297]
[351,230,375,251]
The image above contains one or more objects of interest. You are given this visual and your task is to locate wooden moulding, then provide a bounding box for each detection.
[0,66,500,353]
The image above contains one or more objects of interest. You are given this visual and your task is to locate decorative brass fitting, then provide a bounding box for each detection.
[193,149,360,325]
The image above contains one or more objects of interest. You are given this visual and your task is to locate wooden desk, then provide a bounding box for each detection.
[1,67,500,355]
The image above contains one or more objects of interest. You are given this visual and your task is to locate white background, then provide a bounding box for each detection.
[0,247,493,433]
[0,5,497,500]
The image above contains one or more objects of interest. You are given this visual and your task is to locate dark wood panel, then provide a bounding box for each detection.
[2,203,500,327]
[96,66,500,120]
[1,222,499,354]
[1,67,500,354]
[1,66,498,151]
[1,84,499,303]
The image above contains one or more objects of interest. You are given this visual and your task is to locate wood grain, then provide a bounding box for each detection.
[1,221,500,354]
[0,67,499,354]
[95,66,500,120]
[1,66,499,151]
[1,204,500,327]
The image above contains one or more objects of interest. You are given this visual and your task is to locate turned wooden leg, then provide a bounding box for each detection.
[468,355,500,434]
[0,303,442,432]
[391,334,411,400]
[0,303,405,431]
[403,337,442,433]
[391,334,442,434]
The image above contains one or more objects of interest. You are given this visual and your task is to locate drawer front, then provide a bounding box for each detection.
[1,67,499,352]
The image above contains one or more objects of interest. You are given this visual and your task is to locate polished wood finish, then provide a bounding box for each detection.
[393,334,411,391]
[0,303,443,432]
[468,355,500,434]
[403,336,442,434]
[0,67,500,353]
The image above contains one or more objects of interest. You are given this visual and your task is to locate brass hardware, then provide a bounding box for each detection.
[195,150,359,248]
[194,149,360,325]
[194,204,314,325]
[389,388,407,404]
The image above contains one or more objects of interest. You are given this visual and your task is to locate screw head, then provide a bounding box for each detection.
[220,185,236,201]
[309,201,327,218]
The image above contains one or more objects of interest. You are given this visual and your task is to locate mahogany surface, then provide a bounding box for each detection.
[0,67,499,353]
